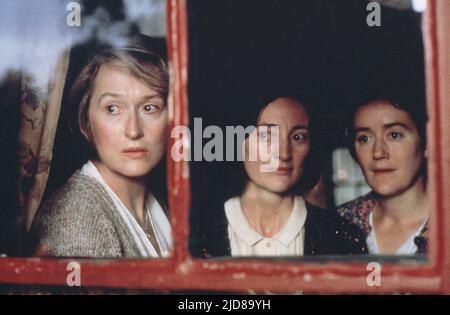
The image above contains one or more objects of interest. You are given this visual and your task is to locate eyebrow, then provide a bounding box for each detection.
[354,122,410,133]
[97,92,163,104]
[257,123,309,129]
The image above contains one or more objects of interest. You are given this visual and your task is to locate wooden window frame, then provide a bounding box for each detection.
[1,0,449,294]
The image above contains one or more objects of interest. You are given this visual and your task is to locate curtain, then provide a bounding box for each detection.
[13,1,71,233]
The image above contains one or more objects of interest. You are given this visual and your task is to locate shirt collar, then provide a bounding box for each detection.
[224,196,307,247]
[80,160,173,257]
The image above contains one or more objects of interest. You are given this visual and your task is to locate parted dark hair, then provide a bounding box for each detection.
[69,46,169,147]
[345,86,428,163]
[225,88,322,198]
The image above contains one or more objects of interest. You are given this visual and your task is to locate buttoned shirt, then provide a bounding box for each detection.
[224,196,307,257]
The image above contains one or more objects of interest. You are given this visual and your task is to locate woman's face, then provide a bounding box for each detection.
[354,100,425,198]
[243,97,310,194]
[87,64,167,180]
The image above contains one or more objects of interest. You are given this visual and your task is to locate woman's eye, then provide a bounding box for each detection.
[292,134,308,143]
[143,104,160,113]
[105,105,120,114]
[389,132,403,140]
[259,131,270,141]
[356,134,369,143]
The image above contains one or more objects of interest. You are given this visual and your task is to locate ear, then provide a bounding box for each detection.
[424,148,428,158]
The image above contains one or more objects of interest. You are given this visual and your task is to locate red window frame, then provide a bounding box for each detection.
[1,0,449,294]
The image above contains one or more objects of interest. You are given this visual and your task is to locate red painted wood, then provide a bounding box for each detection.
[0,0,448,294]
[166,0,191,267]
[431,0,450,294]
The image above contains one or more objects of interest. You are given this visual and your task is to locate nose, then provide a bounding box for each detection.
[372,138,388,160]
[278,136,292,162]
[125,111,144,140]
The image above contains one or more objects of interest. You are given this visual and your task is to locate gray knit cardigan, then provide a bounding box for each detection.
[27,171,143,258]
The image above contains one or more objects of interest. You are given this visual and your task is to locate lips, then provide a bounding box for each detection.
[275,167,293,175]
[122,147,148,158]
[371,168,395,174]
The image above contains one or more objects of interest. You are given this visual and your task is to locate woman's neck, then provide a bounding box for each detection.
[240,182,294,237]
[375,177,428,223]
[92,160,148,224]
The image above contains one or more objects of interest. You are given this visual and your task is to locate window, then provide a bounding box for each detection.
[1,0,450,294]
[332,148,370,206]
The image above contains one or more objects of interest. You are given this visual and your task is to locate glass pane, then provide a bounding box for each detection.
[0,0,173,259]
[187,0,429,262]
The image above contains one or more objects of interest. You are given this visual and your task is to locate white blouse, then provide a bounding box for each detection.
[80,161,172,258]
[224,196,307,257]
[366,211,428,255]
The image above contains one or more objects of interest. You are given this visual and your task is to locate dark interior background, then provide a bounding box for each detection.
[187,0,425,257]
[0,0,426,257]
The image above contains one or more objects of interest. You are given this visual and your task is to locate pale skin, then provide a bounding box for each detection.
[354,101,428,254]
[87,64,167,227]
[240,97,310,237]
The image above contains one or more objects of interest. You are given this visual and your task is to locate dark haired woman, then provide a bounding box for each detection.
[200,96,366,257]
[337,97,428,255]
[27,47,172,258]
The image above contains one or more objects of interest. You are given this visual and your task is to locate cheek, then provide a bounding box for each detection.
[89,117,119,149]
[243,141,264,174]
[243,135,259,161]
[243,159,258,182]
[145,120,168,145]
[398,144,424,172]
[355,146,371,166]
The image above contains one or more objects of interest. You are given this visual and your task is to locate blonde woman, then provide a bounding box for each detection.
[28,47,172,258]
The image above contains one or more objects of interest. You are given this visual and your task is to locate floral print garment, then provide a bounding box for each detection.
[336,191,428,255]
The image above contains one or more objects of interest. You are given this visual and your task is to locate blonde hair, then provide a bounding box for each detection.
[70,47,169,144]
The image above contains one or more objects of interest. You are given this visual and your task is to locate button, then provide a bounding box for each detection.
[266,242,271,248]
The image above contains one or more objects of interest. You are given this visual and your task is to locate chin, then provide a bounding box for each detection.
[371,184,404,198]
[266,187,290,194]
[263,181,293,194]
[119,165,154,178]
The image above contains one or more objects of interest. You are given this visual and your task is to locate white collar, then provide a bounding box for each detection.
[80,161,172,257]
[367,211,428,255]
[224,196,307,247]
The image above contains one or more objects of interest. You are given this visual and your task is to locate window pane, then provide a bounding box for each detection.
[0,0,173,259]
[187,0,429,261]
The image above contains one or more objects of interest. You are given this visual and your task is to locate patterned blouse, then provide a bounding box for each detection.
[336,191,428,255]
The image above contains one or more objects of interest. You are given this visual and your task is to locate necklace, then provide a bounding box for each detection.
[143,212,162,257]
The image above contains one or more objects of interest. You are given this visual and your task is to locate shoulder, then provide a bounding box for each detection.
[305,202,367,255]
[35,172,116,226]
[28,172,123,257]
[46,171,108,201]
[415,221,429,255]
[336,191,377,234]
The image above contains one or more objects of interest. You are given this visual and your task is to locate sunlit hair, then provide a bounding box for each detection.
[70,46,169,145]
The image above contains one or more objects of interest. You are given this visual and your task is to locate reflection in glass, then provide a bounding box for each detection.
[0,0,170,258]
[27,46,172,258]
[188,0,428,260]
[333,148,370,206]
[196,96,367,258]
